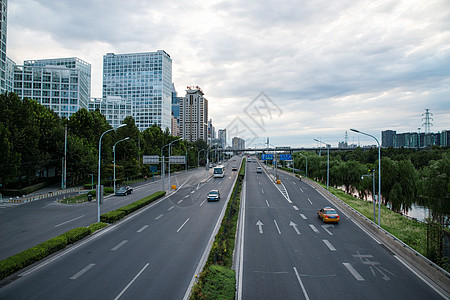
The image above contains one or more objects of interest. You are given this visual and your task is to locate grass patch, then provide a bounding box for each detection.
[87,222,108,233]
[325,184,428,256]
[191,265,236,300]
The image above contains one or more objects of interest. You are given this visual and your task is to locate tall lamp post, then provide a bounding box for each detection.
[97,124,126,222]
[314,139,330,190]
[198,148,206,168]
[298,152,308,178]
[351,128,381,226]
[168,138,182,190]
[113,137,130,194]
[361,173,376,223]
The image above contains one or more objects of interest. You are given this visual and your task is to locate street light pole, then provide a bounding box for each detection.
[362,173,376,222]
[113,137,130,194]
[298,152,308,178]
[168,138,182,190]
[97,124,126,222]
[351,128,381,226]
[314,139,330,190]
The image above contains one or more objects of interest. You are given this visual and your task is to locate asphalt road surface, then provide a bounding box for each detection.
[237,159,445,300]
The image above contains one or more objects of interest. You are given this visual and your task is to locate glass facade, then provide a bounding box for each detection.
[102,50,173,132]
[0,0,7,93]
[88,96,133,129]
[13,57,91,118]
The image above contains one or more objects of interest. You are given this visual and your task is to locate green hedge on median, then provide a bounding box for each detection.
[0,226,93,280]
[100,191,166,223]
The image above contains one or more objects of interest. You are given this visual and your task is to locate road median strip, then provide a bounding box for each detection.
[0,191,166,281]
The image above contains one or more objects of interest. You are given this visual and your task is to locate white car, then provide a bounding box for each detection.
[207,190,220,202]
[256,167,262,173]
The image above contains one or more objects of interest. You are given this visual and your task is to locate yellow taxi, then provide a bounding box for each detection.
[317,207,340,223]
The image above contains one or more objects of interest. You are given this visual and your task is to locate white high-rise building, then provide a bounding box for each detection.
[180,86,208,142]
[0,0,8,93]
[13,57,91,118]
[88,96,133,129]
[102,51,173,132]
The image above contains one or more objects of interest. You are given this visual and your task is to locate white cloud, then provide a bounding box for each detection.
[7,0,450,147]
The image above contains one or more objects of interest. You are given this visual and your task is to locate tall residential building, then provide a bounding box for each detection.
[102,50,173,132]
[382,130,396,148]
[88,96,132,129]
[5,56,15,92]
[13,57,91,118]
[218,129,227,149]
[232,137,245,150]
[171,84,182,136]
[180,86,208,142]
[440,130,450,147]
[0,0,7,93]
[208,119,215,145]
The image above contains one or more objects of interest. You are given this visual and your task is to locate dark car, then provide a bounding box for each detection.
[232,165,238,171]
[116,186,133,196]
[207,190,220,201]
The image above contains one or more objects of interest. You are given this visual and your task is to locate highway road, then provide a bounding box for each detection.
[0,157,242,299]
[237,158,446,299]
[0,167,215,261]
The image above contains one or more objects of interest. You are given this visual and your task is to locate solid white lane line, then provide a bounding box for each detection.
[300,188,304,192]
[273,220,281,234]
[168,206,175,211]
[200,199,207,206]
[307,198,312,205]
[155,214,164,220]
[54,215,85,227]
[309,224,320,233]
[265,200,270,207]
[322,239,336,251]
[70,263,95,280]
[300,214,307,220]
[293,205,299,211]
[178,200,183,204]
[293,267,310,300]
[137,225,149,233]
[177,218,190,232]
[111,240,128,251]
[114,263,150,300]
[343,263,365,281]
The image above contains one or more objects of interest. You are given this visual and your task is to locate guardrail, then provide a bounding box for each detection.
[5,187,82,204]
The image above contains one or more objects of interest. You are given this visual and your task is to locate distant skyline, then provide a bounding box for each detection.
[7,0,450,147]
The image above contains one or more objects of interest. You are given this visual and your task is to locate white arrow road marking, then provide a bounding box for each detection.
[70,263,95,280]
[290,221,301,234]
[137,225,149,233]
[309,224,320,233]
[111,240,128,251]
[256,220,264,233]
[322,224,334,235]
[274,220,282,234]
[322,239,336,251]
[299,214,307,220]
[343,263,365,281]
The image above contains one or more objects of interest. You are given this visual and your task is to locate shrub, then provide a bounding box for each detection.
[0,236,67,280]
[61,227,91,244]
[100,210,126,223]
[87,222,108,233]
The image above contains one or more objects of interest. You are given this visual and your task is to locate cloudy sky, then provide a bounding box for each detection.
[7,0,450,147]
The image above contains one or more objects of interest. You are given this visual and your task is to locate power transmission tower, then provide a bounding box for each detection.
[422,109,433,134]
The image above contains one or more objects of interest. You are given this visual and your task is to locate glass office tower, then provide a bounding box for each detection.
[0,0,8,93]
[102,50,173,132]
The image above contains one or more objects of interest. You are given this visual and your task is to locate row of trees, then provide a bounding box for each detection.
[0,93,207,190]
[290,147,449,223]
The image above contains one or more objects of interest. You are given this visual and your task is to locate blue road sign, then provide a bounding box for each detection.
[280,154,292,161]
[261,154,274,160]
[150,166,157,173]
